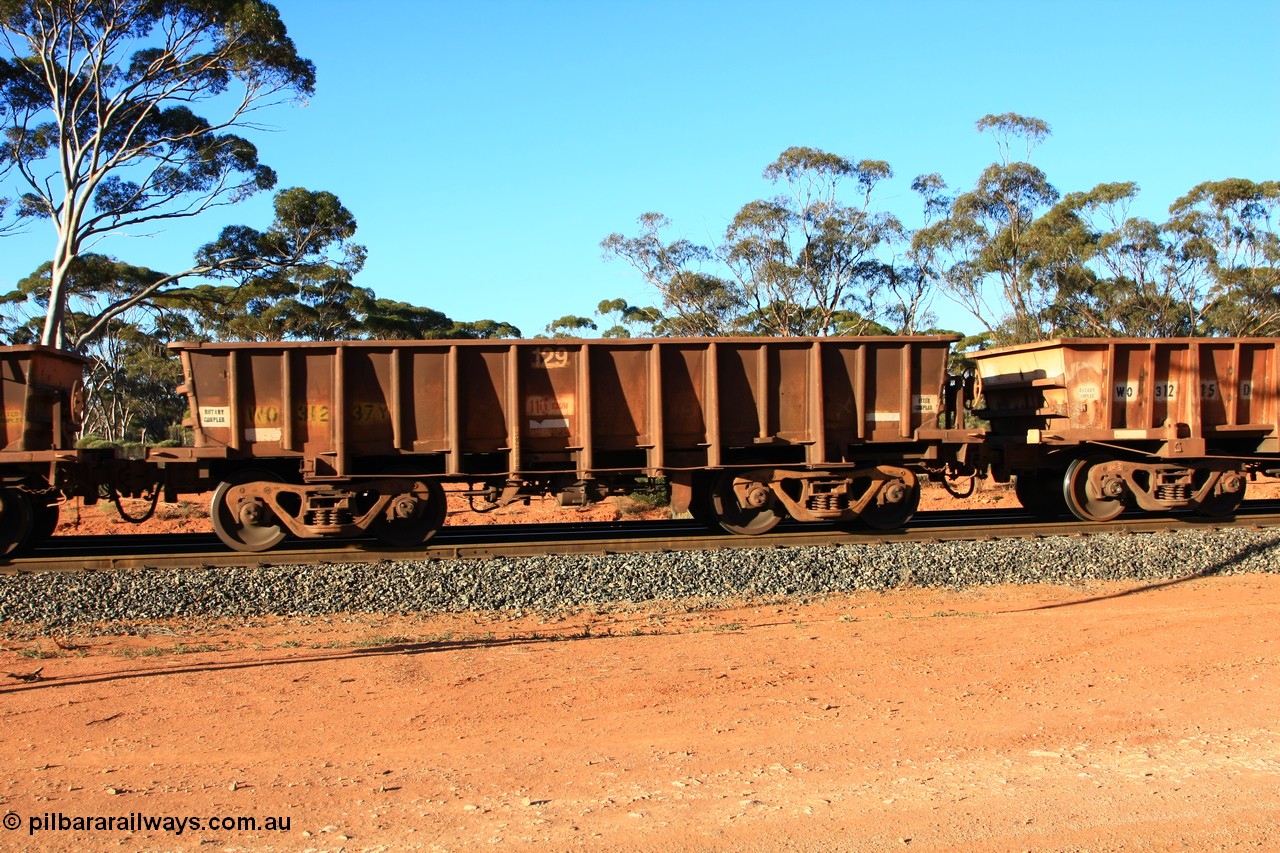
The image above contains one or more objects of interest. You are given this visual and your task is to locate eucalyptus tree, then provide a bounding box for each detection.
[545,314,597,338]
[1164,179,1280,336]
[1,186,366,348]
[75,316,187,443]
[885,172,951,334]
[1030,182,1191,337]
[594,298,663,338]
[723,147,901,337]
[358,299,458,340]
[913,114,1060,343]
[453,319,521,339]
[601,212,745,336]
[4,252,172,345]
[352,299,520,341]
[0,0,318,348]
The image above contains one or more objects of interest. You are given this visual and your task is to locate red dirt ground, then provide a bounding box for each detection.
[2,576,1279,851]
[3,478,1278,851]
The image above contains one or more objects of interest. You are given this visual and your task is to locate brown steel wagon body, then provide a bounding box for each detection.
[169,336,961,551]
[970,337,1280,521]
[0,345,90,553]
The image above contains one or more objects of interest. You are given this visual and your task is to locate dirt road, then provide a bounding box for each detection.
[2,572,1278,851]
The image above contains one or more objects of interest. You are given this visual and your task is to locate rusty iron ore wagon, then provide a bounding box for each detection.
[0,345,162,554]
[970,337,1280,522]
[168,336,965,551]
[4,334,1279,558]
[0,345,87,554]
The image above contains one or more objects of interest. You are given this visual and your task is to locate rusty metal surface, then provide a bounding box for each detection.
[971,338,1280,452]
[0,345,87,456]
[171,336,960,480]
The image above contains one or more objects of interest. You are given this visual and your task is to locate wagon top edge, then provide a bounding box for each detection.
[0,344,91,363]
[167,334,964,353]
[971,336,1280,360]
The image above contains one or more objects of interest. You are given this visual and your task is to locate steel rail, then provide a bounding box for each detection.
[4,503,1280,576]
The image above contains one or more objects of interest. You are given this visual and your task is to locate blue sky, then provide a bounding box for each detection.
[4,0,1278,338]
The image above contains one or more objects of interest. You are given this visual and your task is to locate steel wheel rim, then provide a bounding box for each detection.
[859,478,920,530]
[0,489,34,556]
[211,470,288,553]
[1195,477,1246,517]
[1063,457,1124,522]
[711,471,783,536]
[373,473,446,548]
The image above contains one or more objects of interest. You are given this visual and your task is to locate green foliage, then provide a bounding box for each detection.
[74,434,119,450]
[601,114,1279,344]
[118,441,148,460]
[454,319,522,339]
[0,0,317,346]
[1165,179,1280,336]
[353,299,519,341]
[358,299,459,339]
[601,212,744,336]
[76,320,187,443]
[1027,183,1193,336]
[913,115,1062,343]
[724,147,904,336]
[545,315,597,337]
[628,477,671,507]
[975,113,1052,164]
[595,298,660,337]
[604,147,916,338]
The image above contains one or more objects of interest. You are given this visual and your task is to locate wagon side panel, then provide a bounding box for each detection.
[456,346,512,468]
[1237,341,1280,438]
[586,343,654,473]
[0,346,85,454]
[660,344,710,467]
[974,338,1280,453]
[819,342,862,450]
[404,346,451,462]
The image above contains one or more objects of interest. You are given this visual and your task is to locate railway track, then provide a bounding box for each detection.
[7,502,1280,575]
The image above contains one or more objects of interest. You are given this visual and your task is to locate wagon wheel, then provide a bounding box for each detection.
[32,498,60,542]
[1014,471,1068,519]
[1062,456,1125,523]
[859,475,920,530]
[686,473,719,529]
[0,489,34,556]
[710,469,785,535]
[211,469,288,553]
[371,469,447,548]
[1195,470,1247,517]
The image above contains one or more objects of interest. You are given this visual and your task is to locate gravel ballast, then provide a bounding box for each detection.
[3,527,1279,631]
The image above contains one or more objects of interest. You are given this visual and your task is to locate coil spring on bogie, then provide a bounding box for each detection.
[1155,483,1191,502]
[806,493,849,512]
[305,508,352,526]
